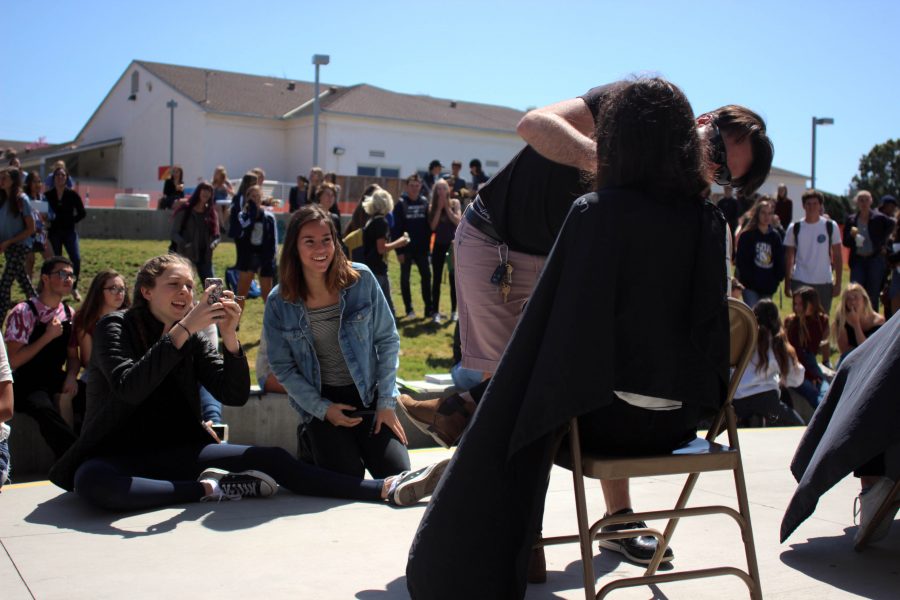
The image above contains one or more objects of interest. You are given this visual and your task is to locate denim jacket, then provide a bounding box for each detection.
[263,263,400,423]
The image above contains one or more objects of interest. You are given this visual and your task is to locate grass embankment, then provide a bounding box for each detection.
[73,239,454,382]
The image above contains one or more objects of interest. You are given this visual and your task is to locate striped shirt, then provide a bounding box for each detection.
[308,304,355,386]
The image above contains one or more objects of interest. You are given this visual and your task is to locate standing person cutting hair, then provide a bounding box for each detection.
[50,254,445,510]
[264,205,413,479]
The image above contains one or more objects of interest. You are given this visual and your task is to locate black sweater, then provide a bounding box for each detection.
[49,308,250,491]
[45,187,86,232]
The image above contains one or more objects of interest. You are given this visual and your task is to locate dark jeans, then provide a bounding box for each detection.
[374,273,396,319]
[199,385,222,423]
[73,442,385,511]
[850,254,887,312]
[49,229,81,286]
[431,242,456,315]
[306,384,410,479]
[399,250,432,315]
[734,390,804,427]
[16,388,77,458]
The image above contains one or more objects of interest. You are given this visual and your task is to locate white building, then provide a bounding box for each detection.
[20,60,526,195]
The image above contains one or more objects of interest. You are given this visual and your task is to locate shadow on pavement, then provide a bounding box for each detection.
[780,526,900,599]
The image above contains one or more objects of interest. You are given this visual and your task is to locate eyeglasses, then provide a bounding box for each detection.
[50,270,76,281]
[104,286,127,294]
[707,122,732,187]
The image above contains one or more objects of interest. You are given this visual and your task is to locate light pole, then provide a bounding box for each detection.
[312,54,330,168]
[166,99,178,175]
[810,116,834,190]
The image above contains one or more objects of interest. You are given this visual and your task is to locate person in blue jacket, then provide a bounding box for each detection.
[264,205,412,479]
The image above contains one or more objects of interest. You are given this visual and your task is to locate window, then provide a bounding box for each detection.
[357,165,400,178]
[380,167,400,178]
[485,160,500,168]
[369,150,386,158]
[357,166,377,177]
[131,71,139,95]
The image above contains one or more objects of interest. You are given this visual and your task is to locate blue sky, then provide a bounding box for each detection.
[4,0,898,196]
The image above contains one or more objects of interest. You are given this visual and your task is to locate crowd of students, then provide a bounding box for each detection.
[0,72,897,596]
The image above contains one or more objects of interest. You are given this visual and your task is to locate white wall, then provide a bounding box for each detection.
[203,114,287,184]
[286,114,524,180]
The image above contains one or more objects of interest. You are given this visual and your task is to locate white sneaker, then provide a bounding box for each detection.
[854,478,899,544]
[451,311,458,322]
[432,313,442,324]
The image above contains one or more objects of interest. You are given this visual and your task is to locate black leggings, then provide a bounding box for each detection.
[306,384,410,479]
[431,242,456,314]
[73,442,384,511]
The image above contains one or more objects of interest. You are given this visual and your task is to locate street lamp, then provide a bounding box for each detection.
[166,99,178,175]
[810,116,834,190]
[312,54,330,167]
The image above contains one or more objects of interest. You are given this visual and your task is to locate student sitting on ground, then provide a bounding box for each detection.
[733,299,805,427]
[66,269,131,431]
[264,206,411,480]
[5,257,78,459]
[49,254,447,510]
[784,286,830,411]
[833,283,885,364]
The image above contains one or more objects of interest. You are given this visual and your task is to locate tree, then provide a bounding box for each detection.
[851,138,900,201]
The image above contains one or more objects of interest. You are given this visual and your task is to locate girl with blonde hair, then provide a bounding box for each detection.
[834,283,885,362]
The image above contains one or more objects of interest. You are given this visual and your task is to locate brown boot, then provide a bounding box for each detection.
[397,393,475,448]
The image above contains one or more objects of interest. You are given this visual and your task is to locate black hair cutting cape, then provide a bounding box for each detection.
[781,312,900,542]
[406,190,729,599]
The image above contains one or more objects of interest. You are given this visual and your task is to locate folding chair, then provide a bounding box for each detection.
[854,480,900,551]
[539,298,762,599]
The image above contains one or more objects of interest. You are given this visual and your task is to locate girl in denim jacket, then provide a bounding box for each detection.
[264,205,411,479]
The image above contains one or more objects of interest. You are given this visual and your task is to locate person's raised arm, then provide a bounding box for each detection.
[516,97,596,171]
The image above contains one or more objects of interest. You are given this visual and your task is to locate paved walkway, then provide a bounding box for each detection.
[1,428,897,599]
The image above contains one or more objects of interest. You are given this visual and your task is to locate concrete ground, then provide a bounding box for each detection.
[1,428,898,599]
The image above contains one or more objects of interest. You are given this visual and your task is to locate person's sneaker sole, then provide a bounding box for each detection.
[396,399,453,449]
[392,459,450,506]
[597,538,674,565]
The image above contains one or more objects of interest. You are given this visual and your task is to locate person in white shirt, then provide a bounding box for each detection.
[733,299,805,426]
[784,189,843,313]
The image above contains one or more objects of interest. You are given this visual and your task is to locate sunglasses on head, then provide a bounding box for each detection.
[707,122,732,187]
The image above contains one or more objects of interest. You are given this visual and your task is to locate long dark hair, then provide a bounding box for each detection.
[176,181,218,237]
[594,77,707,201]
[233,172,258,202]
[753,299,797,377]
[0,167,23,216]
[788,286,827,349]
[73,270,131,336]
[24,171,42,200]
[279,205,359,302]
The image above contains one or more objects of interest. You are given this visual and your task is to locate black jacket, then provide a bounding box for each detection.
[735,227,786,296]
[49,309,250,491]
[407,190,729,599]
[782,313,900,542]
[45,187,86,232]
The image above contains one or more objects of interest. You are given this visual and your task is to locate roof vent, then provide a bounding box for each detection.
[449,101,457,108]
[287,82,296,91]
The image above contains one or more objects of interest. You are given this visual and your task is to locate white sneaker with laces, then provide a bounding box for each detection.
[854,477,898,544]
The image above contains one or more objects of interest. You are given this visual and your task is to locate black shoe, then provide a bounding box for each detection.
[198,468,278,501]
[527,546,547,584]
[597,509,675,565]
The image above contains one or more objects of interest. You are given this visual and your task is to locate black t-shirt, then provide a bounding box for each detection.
[477,85,610,255]
[363,215,390,276]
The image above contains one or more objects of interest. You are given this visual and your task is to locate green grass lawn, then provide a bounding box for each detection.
[69,239,455,382]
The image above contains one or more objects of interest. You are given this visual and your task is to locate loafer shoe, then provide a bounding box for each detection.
[598,509,674,565]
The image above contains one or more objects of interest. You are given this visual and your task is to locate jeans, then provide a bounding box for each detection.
[0,424,10,486]
[15,389,77,458]
[431,242,456,315]
[741,288,768,309]
[73,442,385,511]
[792,378,829,411]
[199,385,222,423]
[850,254,886,312]
[450,362,482,392]
[49,229,81,286]
[374,273,396,319]
[399,250,432,315]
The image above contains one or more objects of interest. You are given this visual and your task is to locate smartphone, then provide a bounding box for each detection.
[205,277,225,305]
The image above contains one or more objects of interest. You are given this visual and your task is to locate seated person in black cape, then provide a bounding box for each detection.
[406,77,732,599]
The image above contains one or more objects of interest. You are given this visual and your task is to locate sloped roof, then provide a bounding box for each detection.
[137,60,322,119]
[135,60,523,132]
